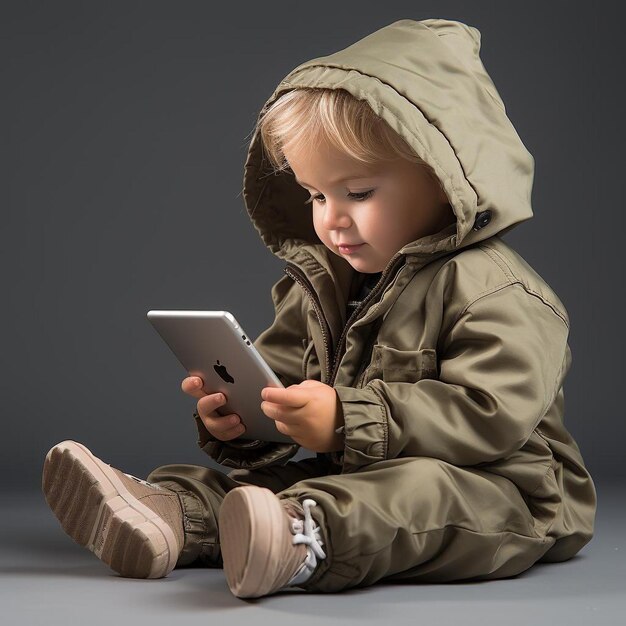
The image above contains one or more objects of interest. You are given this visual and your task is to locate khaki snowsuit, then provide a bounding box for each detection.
[147,18,597,592]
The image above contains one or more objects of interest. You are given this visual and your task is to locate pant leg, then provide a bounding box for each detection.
[275,456,558,593]
[145,454,338,567]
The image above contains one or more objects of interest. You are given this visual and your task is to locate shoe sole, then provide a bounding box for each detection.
[219,486,303,598]
[42,440,178,578]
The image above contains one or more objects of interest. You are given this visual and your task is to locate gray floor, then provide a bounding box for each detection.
[1,483,624,626]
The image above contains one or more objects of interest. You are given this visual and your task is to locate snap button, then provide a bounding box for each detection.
[472,210,492,231]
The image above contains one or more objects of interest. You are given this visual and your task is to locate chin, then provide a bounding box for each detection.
[348,261,379,274]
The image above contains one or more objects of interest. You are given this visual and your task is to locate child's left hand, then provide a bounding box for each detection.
[260,380,345,453]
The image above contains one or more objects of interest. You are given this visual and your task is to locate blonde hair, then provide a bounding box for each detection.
[256,87,444,192]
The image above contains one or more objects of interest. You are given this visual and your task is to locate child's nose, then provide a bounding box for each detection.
[321,201,352,230]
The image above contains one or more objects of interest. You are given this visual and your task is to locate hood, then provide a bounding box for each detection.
[242,18,534,279]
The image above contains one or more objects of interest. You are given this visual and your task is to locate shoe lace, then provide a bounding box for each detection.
[285,498,327,587]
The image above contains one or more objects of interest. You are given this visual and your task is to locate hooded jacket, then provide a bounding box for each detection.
[195,18,596,562]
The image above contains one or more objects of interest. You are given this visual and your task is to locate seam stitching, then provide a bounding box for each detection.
[368,384,389,461]
[455,282,569,331]
[477,245,569,327]
[409,523,547,542]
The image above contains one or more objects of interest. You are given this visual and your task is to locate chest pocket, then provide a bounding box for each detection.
[359,345,439,386]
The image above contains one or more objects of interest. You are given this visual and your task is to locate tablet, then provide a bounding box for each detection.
[146,310,293,444]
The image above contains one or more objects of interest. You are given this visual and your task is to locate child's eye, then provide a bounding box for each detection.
[304,189,375,205]
[350,189,375,201]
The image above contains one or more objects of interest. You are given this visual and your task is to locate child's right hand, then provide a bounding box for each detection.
[181,376,246,442]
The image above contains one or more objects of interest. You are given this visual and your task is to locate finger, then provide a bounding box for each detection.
[274,420,290,436]
[201,411,240,433]
[274,415,305,433]
[198,393,227,419]
[182,376,207,399]
[210,425,245,441]
[223,425,246,441]
[216,420,247,441]
[212,412,242,432]
[261,401,301,423]
[261,387,308,408]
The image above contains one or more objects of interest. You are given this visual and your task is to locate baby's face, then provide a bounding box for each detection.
[284,140,455,273]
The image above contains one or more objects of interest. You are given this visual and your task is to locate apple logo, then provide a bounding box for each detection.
[214,360,234,384]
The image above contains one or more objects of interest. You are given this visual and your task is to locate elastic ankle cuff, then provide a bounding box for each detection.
[152,480,212,567]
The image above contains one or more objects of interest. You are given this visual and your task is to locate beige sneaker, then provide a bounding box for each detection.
[219,485,327,598]
[42,440,184,579]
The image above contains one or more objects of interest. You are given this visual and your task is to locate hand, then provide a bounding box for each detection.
[181,376,246,442]
[260,380,344,453]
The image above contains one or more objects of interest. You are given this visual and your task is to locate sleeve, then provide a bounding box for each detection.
[331,283,570,474]
[194,273,305,470]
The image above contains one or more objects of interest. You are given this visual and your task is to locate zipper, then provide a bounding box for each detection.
[327,255,405,386]
[284,263,333,382]
[284,255,406,388]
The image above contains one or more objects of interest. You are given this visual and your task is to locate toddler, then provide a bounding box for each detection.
[43,18,597,598]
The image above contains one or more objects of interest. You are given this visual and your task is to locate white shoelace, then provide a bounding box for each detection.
[286,498,327,587]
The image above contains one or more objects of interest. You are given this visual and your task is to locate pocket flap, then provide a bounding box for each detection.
[370,345,439,383]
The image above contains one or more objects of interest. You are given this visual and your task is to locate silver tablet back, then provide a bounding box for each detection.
[147,310,293,444]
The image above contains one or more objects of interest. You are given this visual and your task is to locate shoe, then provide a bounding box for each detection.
[42,440,184,579]
[218,485,327,598]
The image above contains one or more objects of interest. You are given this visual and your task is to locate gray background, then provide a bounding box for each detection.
[2,1,623,624]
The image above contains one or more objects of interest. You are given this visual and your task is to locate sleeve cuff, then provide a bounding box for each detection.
[332,385,388,473]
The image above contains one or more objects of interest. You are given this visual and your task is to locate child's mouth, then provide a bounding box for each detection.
[338,243,364,254]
